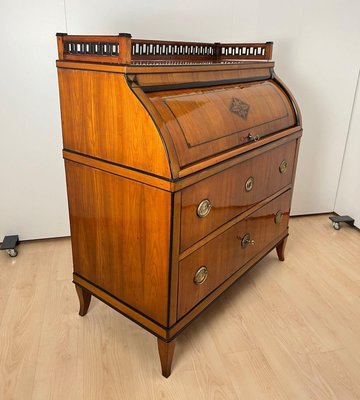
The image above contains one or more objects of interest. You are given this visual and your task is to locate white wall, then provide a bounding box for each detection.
[1,0,360,240]
[335,70,360,227]
[0,0,68,240]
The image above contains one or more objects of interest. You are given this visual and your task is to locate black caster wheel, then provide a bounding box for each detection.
[6,249,18,257]
[1,235,20,258]
[332,222,341,230]
[329,215,354,231]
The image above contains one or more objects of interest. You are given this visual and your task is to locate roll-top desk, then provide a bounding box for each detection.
[56,33,302,377]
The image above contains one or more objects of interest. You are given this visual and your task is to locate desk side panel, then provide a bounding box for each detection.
[57,68,171,178]
[65,160,171,326]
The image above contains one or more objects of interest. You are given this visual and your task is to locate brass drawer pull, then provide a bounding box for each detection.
[240,233,256,248]
[275,211,283,224]
[245,176,255,192]
[279,160,288,174]
[197,199,211,218]
[193,266,208,285]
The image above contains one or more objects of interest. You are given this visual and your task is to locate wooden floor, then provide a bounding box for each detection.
[0,215,360,400]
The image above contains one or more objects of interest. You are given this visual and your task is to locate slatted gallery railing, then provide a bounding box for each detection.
[56,33,273,64]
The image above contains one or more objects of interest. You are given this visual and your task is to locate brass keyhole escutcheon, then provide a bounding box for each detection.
[240,233,256,249]
[279,160,288,174]
[193,266,208,285]
[275,210,283,224]
[197,199,211,218]
[245,176,255,192]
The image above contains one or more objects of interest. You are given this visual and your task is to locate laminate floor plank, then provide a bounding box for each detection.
[31,280,83,400]
[224,348,289,400]
[184,323,240,400]
[0,242,54,400]
[82,303,131,400]
[227,275,335,400]
[0,215,359,400]
[0,254,22,328]
[309,348,360,399]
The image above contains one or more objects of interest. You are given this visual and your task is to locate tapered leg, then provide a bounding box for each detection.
[157,338,176,378]
[276,237,287,261]
[75,285,92,316]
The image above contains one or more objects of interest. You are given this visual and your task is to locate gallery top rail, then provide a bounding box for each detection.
[56,33,273,65]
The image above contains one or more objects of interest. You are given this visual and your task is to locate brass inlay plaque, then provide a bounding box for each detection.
[230,97,250,120]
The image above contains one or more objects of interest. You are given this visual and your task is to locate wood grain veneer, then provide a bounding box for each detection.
[180,140,296,251]
[178,190,291,318]
[58,69,172,178]
[65,160,171,326]
[56,33,302,377]
[147,80,296,170]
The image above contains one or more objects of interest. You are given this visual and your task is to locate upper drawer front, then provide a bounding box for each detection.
[180,140,296,252]
[178,190,291,319]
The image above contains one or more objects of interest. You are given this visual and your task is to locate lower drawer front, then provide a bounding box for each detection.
[177,190,291,319]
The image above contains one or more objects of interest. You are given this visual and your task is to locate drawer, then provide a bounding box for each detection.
[177,190,291,319]
[180,140,296,252]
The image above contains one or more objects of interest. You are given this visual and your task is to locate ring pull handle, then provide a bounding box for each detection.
[279,160,288,174]
[245,176,255,192]
[193,266,208,285]
[240,233,256,249]
[247,133,260,142]
[197,199,211,218]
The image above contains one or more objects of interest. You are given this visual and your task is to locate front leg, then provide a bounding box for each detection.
[276,237,287,261]
[157,338,176,378]
[75,285,92,316]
